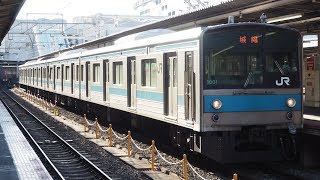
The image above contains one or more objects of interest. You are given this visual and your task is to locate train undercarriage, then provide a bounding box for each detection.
[19,84,300,163]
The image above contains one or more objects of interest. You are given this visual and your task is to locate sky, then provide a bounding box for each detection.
[17,0,135,22]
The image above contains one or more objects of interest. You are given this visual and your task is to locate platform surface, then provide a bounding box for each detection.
[0,101,52,180]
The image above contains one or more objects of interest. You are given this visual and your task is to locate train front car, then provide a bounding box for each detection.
[200,23,302,163]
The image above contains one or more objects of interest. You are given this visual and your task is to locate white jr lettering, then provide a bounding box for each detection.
[276,77,290,86]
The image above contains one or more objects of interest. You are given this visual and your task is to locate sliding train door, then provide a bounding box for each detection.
[164,52,178,118]
[127,56,136,108]
[103,60,110,103]
[185,52,195,123]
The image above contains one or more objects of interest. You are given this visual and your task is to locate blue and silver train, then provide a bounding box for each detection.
[19,22,302,162]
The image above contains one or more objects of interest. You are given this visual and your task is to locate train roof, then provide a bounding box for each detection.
[20,22,300,68]
[20,27,203,67]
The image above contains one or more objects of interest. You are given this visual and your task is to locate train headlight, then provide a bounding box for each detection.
[212,99,222,110]
[287,98,296,108]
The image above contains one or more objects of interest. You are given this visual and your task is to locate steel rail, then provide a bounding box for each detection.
[0,90,112,180]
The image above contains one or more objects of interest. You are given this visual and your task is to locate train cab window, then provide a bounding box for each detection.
[203,28,300,89]
[57,67,60,79]
[65,66,70,80]
[93,63,100,83]
[141,59,157,87]
[113,62,123,84]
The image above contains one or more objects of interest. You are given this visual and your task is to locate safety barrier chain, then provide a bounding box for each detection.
[85,118,96,126]
[112,129,129,140]
[97,123,109,132]
[155,146,184,165]
[131,139,152,151]
[81,114,212,180]
[16,88,60,116]
[187,162,207,180]
[13,89,237,180]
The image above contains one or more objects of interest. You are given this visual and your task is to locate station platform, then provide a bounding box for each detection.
[0,101,52,180]
[303,106,320,136]
[301,106,320,167]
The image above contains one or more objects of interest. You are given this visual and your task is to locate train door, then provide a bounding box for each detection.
[127,56,136,108]
[185,52,195,122]
[103,60,110,102]
[164,52,178,118]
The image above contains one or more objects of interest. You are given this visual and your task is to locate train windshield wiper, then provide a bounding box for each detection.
[274,60,284,75]
[244,72,252,88]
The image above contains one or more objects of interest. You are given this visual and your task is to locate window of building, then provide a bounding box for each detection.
[172,11,175,16]
[113,61,123,84]
[93,63,100,82]
[65,66,70,80]
[142,59,157,87]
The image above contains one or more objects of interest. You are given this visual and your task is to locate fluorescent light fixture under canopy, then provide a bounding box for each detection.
[267,13,303,23]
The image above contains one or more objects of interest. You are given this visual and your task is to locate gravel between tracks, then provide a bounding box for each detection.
[9,90,151,180]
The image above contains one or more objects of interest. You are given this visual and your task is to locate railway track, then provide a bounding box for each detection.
[0,89,150,180]
[8,87,320,180]
[0,90,112,179]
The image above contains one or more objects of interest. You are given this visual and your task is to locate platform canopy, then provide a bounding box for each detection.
[0,0,25,43]
[56,0,320,50]
[29,0,320,59]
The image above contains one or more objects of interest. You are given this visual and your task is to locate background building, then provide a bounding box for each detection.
[133,0,223,17]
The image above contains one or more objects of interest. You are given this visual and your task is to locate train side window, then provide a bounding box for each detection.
[113,61,123,84]
[37,68,39,85]
[50,68,53,79]
[93,63,100,83]
[75,65,79,81]
[57,67,60,79]
[141,59,157,87]
[81,65,84,81]
[40,67,43,86]
[87,64,91,82]
[33,68,35,85]
[65,66,70,80]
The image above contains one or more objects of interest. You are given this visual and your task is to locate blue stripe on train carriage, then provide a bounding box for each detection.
[137,90,163,102]
[110,87,127,96]
[204,94,302,113]
[90,85,103,92]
